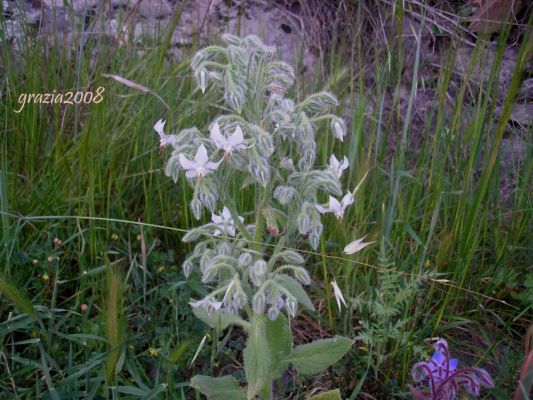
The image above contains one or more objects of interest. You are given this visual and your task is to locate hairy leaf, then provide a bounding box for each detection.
[192,307,248,330]
[244,316,271,398]
[289,336,354,376]
[275,274,314,311]
[265,313,292,379]
[190,375,246,400]
[308,389,342,400]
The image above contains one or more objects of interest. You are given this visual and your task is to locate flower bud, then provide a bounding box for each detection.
[285,296,298,318]
[280,250,304,265]
[217,242,232,256]
[256,131,274,157]
[253,259,267,276]
[183,258,194,278]
[273,186,296,205]
[190,198,202,220]
[238,252,252,268]
[201,266,218,283]
[280,157,294,170]
[252,292,266,315]
[297,204,312,235]
[267,305,279,321]
[294,267,311,285]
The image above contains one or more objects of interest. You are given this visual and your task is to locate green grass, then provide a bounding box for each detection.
[1,1,532,399]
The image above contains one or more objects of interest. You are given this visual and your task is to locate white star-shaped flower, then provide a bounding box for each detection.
[211,206,244,237]
[316,192,354,219]
[329,154,349,179]
[154,119,178,148]
[178,144,221,179]
[331,280,347,311]
[189,296,222,313]
[209,123,246,156]
[344,236,374,255]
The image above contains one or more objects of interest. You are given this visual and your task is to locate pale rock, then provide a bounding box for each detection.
[71,0,100,12]
[519,78,533,100]
[43,0,65,8]
[509,104,533,126]
[138,0,171,19]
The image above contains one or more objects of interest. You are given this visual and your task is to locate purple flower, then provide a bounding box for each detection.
[411,339,495,399]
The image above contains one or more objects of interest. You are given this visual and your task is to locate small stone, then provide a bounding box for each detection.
[519,78,533,100]
[43,0,64,8]
[71,0,100,12]
[111,0,131,7]
[138,0,171,19]
[509,103,533,126]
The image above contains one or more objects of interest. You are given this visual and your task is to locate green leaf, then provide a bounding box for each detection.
[192,307,248,330]
[289,336,354,376]
[190,375,246,400]
[0,273,37,320]
[244,316,271,399]
[275,274,314,311]
[265,313,292,379]
[308,389,342,400]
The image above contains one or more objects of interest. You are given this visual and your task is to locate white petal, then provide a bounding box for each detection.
[178,153,195,170]
[341,193,354,209]
[210,123,227,150]
[160,135,177,147]
[185,170,197,178]
[228,125,244,147]
[316,204,330,214]
[205,159,222,172]
[189,299,204,308]
[194,145,209,167]
[154,119,166,137]
[329,196,342,213]
[344,237,375,255]
[331,280,346,311]
[329,154,339,170]
[211,213,223,224]
[340,156,349,170]
[210,300,223,311]
[221,207,232,220]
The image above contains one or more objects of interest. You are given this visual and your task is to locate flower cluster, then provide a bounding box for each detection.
[154,34,372,322]
[410,339,494,400]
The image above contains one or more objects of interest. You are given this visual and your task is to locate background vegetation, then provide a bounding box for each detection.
[1,0,531,398]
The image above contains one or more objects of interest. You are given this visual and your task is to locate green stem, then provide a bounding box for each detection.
[252,186,268,252]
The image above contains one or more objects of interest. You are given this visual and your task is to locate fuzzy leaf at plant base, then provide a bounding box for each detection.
[155,34,360,399]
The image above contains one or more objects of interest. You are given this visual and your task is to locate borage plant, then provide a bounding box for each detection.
[409,339,494,400]
[155,34,359,399]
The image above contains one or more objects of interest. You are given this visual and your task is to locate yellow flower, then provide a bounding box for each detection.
[41,273,50,282]
[157,266,165,273]
[136,234,142,241]
[147,347,158,357]
[111,233,119,241]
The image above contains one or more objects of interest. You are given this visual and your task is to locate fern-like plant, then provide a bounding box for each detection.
[155,34,359,399]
